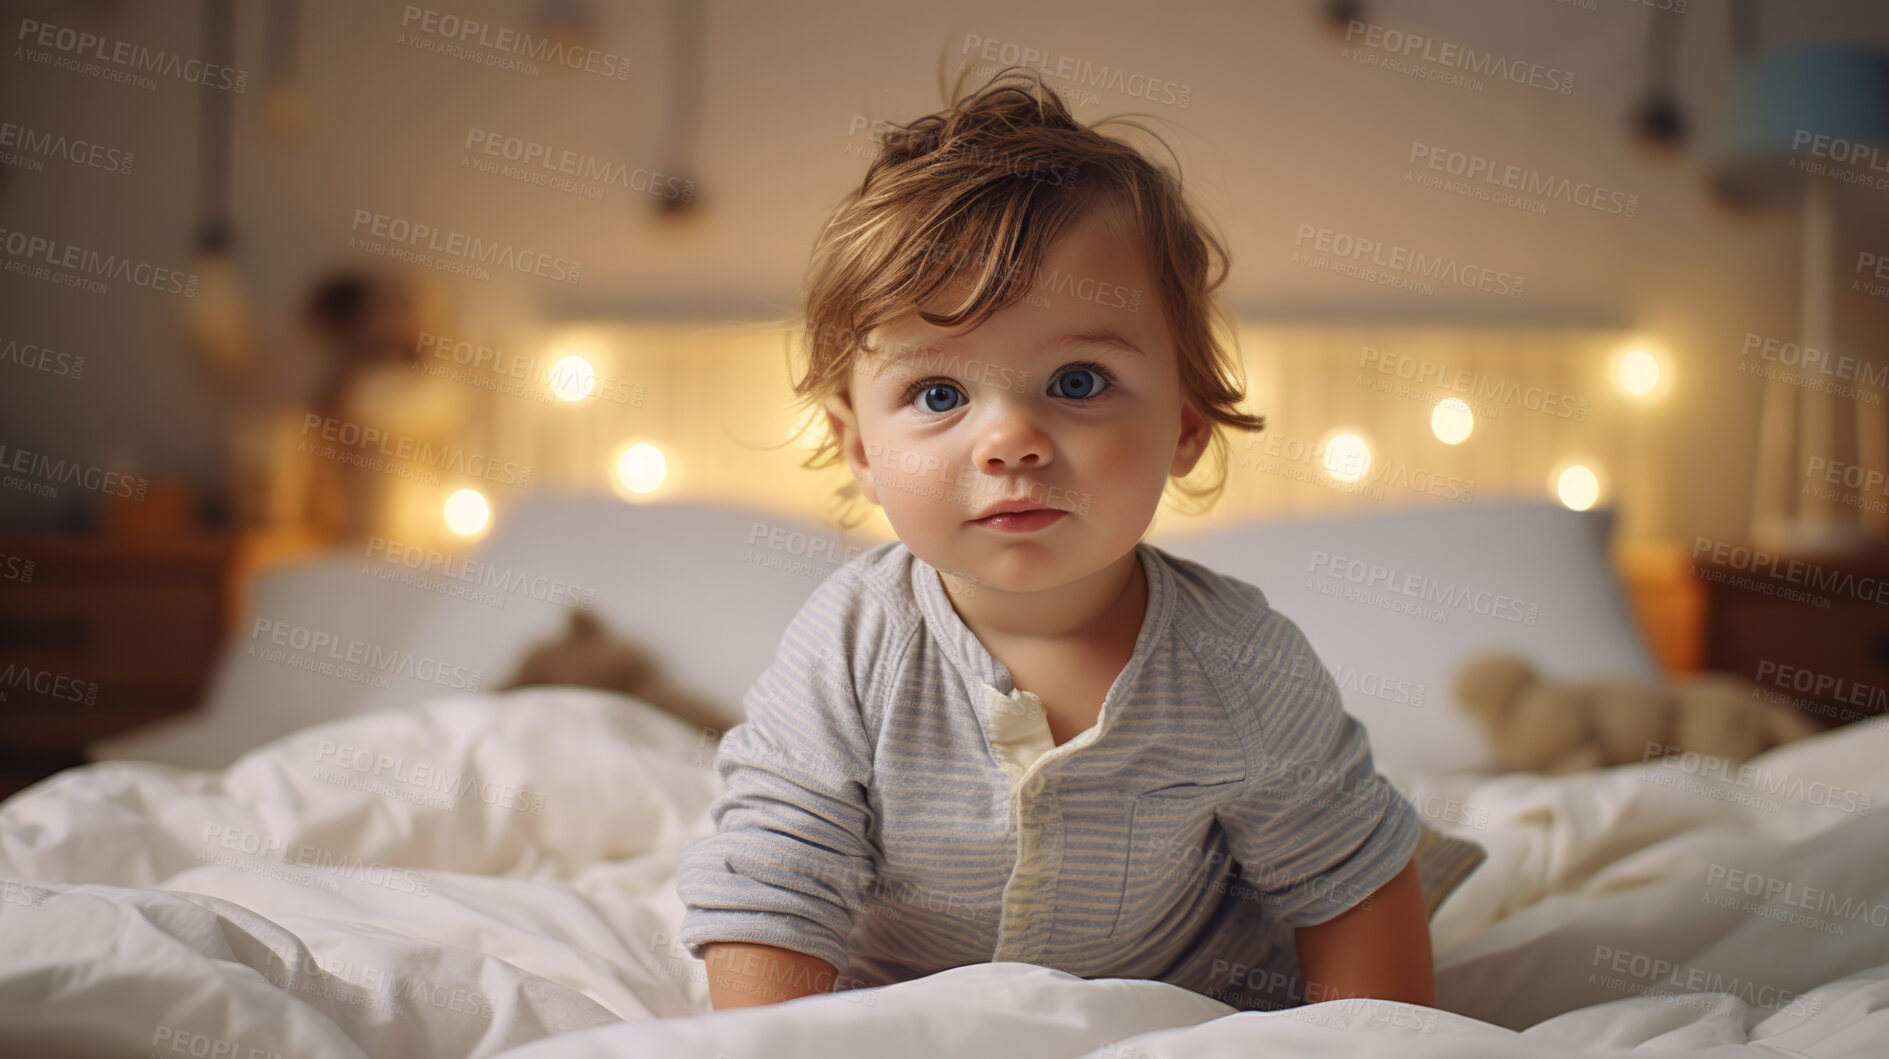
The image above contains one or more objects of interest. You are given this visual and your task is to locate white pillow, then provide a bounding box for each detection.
[93,497,881,769]
[342,494,886,729]
[1150,500,1657,780]
[88,553,448,768]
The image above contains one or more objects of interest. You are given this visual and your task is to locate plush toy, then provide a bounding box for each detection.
[1451,652,1827,774]
[503,609,732,739]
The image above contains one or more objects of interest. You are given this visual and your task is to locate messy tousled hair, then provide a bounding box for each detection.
[783,65,1264,530]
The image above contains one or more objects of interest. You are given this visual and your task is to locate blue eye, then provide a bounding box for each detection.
[900,360,1116,414]
[912,383,964,413]
[1053,367,1109,400]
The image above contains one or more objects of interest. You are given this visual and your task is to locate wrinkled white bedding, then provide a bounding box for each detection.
[3,689,1887,1057]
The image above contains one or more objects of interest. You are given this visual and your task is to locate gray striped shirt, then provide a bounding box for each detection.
[675,538,1422,1010]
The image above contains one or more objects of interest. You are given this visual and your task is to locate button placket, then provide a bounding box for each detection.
[983,681,1068,963]
[995,771,1063,963]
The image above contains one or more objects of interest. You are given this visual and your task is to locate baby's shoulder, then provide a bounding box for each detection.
[776,540,925,688]
[1156,546,1287,661]
[1156,547,1332,721]
[800,539,925,636]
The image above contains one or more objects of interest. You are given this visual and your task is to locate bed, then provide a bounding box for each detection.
[4,497,1886,1057]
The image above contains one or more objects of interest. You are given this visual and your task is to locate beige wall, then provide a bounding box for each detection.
[3,0,1886,547]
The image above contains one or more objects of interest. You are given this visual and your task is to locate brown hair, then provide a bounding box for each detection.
[784,66,1264,530]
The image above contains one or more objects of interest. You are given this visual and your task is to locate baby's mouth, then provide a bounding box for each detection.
[968,508,1068,532]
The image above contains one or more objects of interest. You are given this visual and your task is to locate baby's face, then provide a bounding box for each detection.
[826,203,1211,595]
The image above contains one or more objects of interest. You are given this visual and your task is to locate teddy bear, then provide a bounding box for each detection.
[503,609,732,739]
[1451,651,1828,775]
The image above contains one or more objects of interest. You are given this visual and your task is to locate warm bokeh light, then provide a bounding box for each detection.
[615,441,668,495]
[443,488,491,535]
[1554,463,1602,511]
[1431,398,1474,445]
[542,330,611,403]
[1322,432,1372,482]
[1616,349,1661,398]
[548,355,598,402]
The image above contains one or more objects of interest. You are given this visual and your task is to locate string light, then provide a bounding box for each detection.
[1431,398,1474,445]
[615,442,668,496]
[444,488,490,535]
[1616,349,1662,398]
[1322,431,1372,483]
[1552,462,1602,511]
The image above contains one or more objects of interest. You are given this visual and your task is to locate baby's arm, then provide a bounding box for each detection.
[702,941,840,1009]
[674,570,884,1009]
[1211,613,1429,1005]
[1292,855,1434,1005]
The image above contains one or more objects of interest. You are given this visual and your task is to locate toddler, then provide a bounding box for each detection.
[675,67,1434,1013]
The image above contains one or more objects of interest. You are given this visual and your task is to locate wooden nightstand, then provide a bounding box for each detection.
[0,534,235,800]
[1690,544,1889,727]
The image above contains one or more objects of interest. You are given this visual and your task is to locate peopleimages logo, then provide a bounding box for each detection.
[0,119,135,175]
[0,335,85,380]
[956,33,1192,108]
[463,128,694,202]
[348,208,582,285]
[1406,142,1637,217]
[0,227,197,296]
[300,413,533,488]
[16,18,249,91]
[1358,346,1588,421]
[249,618,482,692]
[1704,863,1888,933]
[906,234,1140,311]
[1793,129,1889,175]
[846,117,1082,191]
[1342,20,1575,94]
[314,740,543,815]
[398,5,631,79]
[1805,457,1889,498]
[417,331,644,406]
[1644,741,1872,816]
[0,662,99,705]
[0,442,148,500]
[1307,550,1538,625]
[1588,944,1820,1019]
[1243,432,1476,503]
[1739,331,1886,405]
[1753,659,1887,719]
[0,552,34,583]
[365,535,597,610]
[1292,224,1524,299]
[1691,537,1889,606]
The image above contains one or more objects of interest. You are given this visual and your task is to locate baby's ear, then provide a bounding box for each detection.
[1168,398,1213,479]
[822,391,880,506]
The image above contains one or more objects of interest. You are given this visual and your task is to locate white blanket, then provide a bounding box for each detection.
[3,689,1887,1057]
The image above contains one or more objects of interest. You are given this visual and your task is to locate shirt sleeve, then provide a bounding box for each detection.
[1212,611,1422,930]
[673,569,883,974]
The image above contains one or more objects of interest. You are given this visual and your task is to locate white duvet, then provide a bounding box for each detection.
[3,688,1887,1058]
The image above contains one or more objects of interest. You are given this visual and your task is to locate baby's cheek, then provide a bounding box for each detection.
[1081,436,1168,514]
[1100,426,1170,482]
